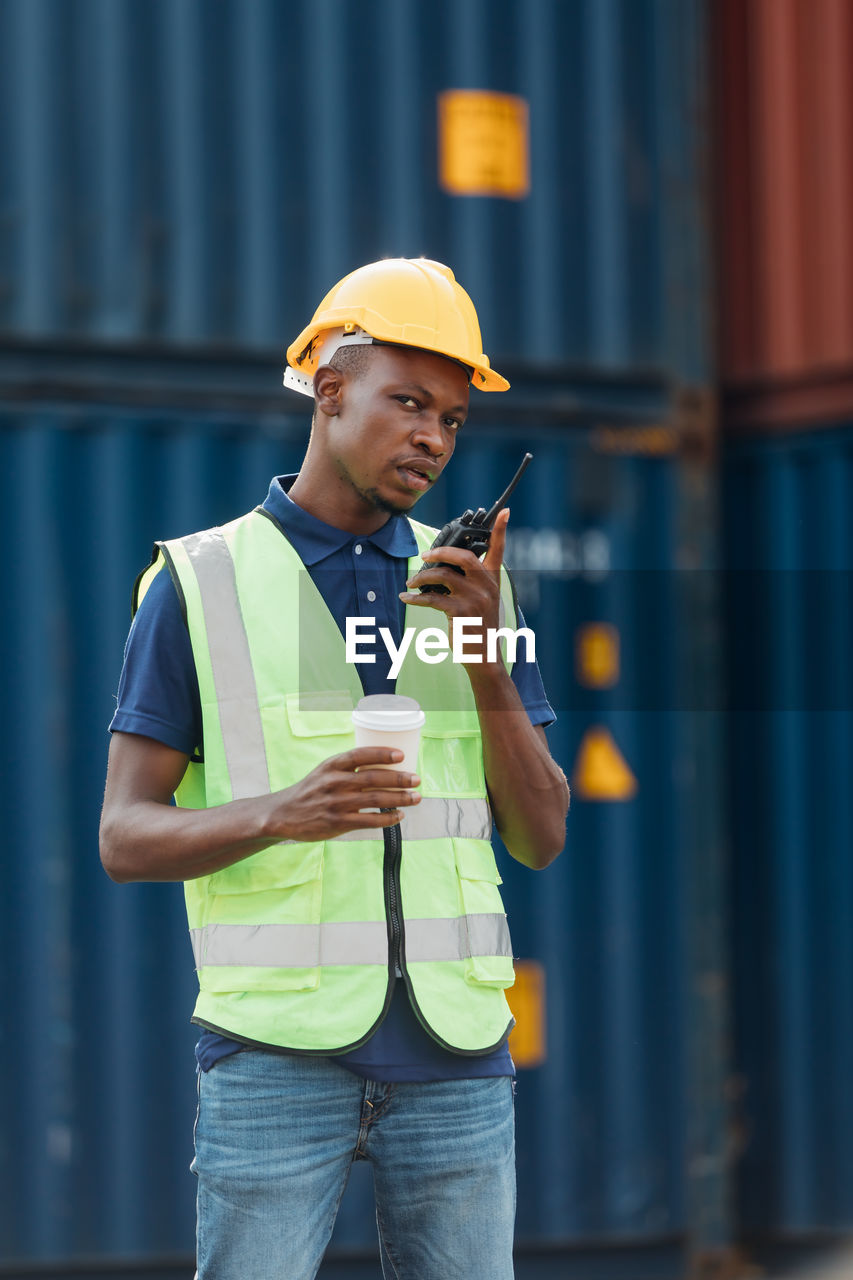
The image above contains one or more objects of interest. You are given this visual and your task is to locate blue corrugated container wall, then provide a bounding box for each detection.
[0,0,721,1273]
[0,0,707,380]
[724,426,853,1239]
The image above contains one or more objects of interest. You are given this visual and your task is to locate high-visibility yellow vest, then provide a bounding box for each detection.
[135,507,518,1054]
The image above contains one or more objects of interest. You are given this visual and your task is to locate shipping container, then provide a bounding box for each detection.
[714,0,853,429]
[724,424,853,1244]
[0,0,708,381]
[0,374,726,1276]
[715,0,853,1257]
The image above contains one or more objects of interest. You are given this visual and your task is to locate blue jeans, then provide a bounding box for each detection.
[192,1049,516,1279]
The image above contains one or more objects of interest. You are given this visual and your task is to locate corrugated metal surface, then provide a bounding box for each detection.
[724,425,853,1236]
[0,405,308,1265]
[715,0,853,427]
[1,395,720,1269]
[0,0,709,379]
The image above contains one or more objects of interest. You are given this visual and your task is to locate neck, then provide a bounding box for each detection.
[287,461,395,535]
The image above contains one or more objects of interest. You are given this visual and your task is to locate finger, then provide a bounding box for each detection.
[405,564,464,588]
[482,507,509,574]
[338,746,406,770]
[358,789,422,809]
[336,808,404,830]
[419,547,483,570]
[399,587,453,611]
[351,769,421,790]
[401,569,461,599]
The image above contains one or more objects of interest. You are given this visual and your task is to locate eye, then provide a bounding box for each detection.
[394,395,420,409]
[443,416,463,431]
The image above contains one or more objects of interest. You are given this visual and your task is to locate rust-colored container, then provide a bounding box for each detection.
[715,0,853,432]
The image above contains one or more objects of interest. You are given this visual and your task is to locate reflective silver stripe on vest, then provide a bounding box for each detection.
[182,530,270,800]
[191,921,387,968]
[190,913,510,968]
[405,913,512,962]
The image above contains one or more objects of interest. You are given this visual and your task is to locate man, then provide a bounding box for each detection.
[100,258,569,1279]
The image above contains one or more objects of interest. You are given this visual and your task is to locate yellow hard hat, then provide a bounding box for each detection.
[284,258,509,396]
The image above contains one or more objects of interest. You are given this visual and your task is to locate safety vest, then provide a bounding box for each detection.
[135,506,519,1054]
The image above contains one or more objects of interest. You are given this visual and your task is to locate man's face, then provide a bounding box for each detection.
[320,345,470,517]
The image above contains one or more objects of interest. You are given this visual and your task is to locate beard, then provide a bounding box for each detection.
[360,486,411,517]
[334,458,415,518]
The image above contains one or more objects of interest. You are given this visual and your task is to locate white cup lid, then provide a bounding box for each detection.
[351,694,425,732]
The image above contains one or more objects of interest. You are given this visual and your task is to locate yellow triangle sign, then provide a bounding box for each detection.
[571,727,638,801]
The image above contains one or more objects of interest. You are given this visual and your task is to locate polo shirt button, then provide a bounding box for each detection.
[367,590,377,602]
[354,544,363,555]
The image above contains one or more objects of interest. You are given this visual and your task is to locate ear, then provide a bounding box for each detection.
[313,364,343,417]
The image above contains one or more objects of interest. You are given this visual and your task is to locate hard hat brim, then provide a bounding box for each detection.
[286,325,509,392]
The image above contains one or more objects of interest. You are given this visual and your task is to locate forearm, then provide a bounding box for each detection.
[100,792,281,884]
[99,733,420,885]
[468,664,569,869]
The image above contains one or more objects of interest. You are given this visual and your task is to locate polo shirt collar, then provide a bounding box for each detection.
[264,474,418,566]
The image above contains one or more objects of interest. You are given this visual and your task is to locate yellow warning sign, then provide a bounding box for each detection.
[438,90,530,199]
[506,959,546,1068]
[576,623,620,688]
[571,727,638,801]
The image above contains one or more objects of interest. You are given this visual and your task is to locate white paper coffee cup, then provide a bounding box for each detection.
[351,694,425,777]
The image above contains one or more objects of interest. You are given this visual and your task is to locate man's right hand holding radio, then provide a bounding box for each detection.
[400,507,510,669]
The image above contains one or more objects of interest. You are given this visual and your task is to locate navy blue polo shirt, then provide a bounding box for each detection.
[111,475,555,1081]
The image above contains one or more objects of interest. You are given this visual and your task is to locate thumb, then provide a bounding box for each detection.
[483,507,510,574]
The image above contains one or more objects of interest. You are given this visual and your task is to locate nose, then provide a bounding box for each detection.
[411,413,452,460]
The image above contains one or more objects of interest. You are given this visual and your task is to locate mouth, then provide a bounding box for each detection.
[397,462,435,492]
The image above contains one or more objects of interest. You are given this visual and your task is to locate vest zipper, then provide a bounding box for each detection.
[383,819,404,977]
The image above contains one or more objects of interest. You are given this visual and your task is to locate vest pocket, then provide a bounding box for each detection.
[284,690,355,738]
[257,692,357,783]
[419,728,486,798]
[453,838,515,989]
[206,841,324,895]
[199,843,324,991]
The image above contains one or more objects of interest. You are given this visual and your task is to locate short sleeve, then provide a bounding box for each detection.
[109,565,203,755]
[508,604,556,728]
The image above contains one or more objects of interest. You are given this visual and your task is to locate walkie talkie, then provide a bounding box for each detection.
[419,452,533,594]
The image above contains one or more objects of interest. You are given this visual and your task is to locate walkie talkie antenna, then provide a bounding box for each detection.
[483,452,533,527]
